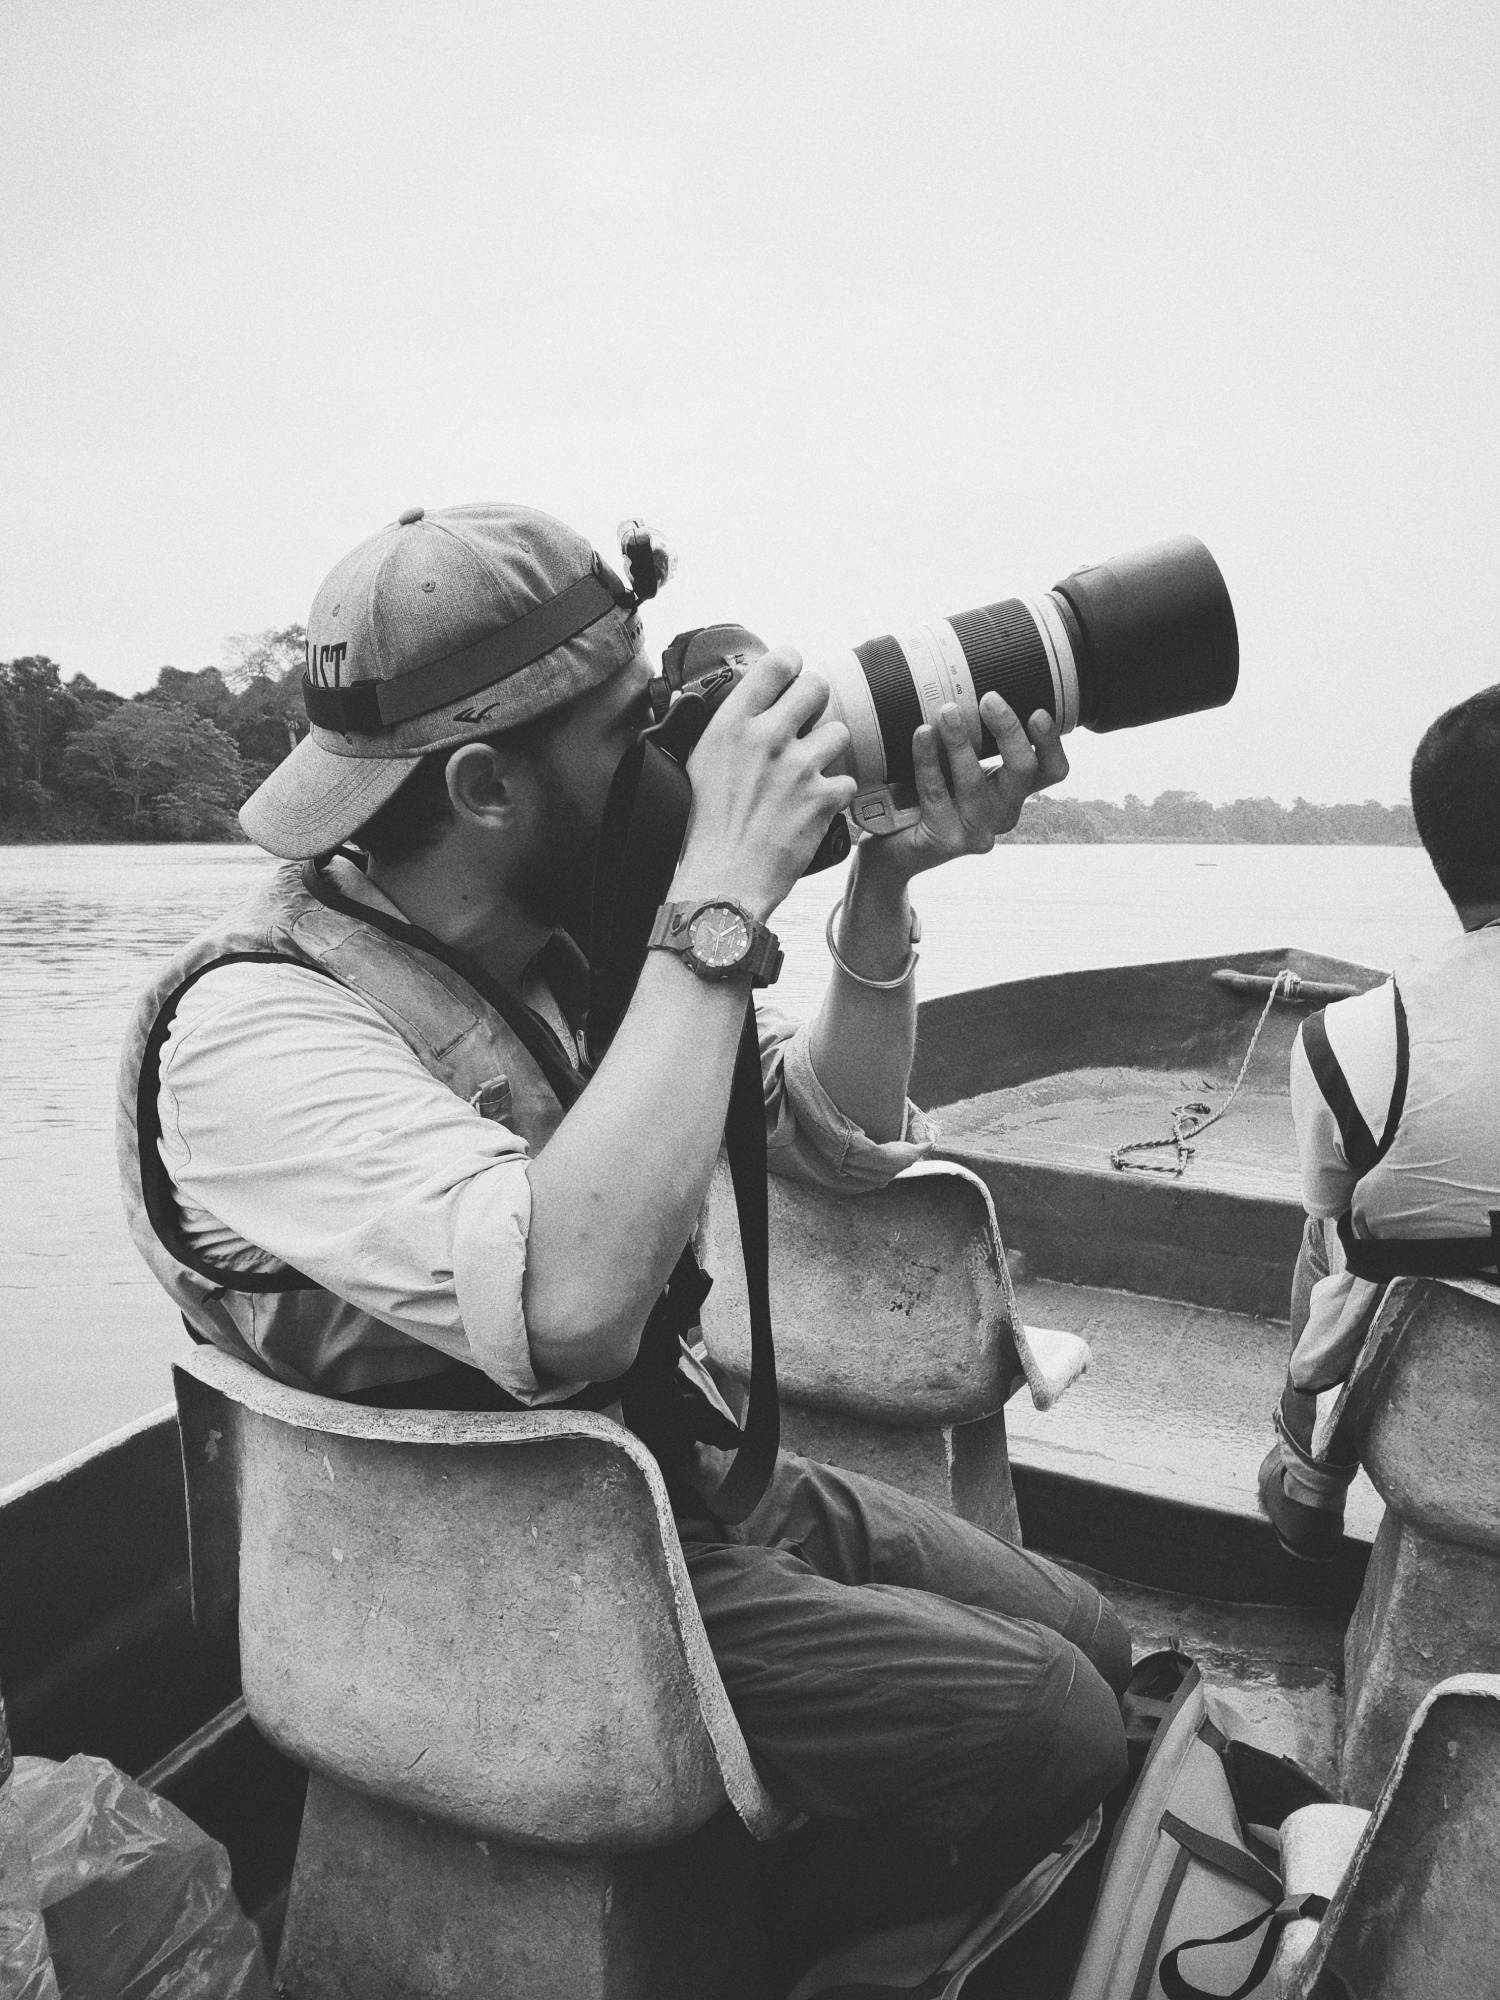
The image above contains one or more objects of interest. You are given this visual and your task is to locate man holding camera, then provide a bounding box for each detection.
[119,502,1130,1925]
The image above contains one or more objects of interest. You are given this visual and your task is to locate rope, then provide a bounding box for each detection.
[1110,971,1295,1178]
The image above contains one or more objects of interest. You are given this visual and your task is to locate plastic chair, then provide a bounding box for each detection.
[1278,1673,1500,1999]
[701,1158,1088,1543]
[173,1346,790,2000]
[1327,1274,1500,1803]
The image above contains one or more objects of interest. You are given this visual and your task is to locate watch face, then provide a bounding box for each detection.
[689,904,753,969]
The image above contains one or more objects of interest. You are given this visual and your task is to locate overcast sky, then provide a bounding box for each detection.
[5,1,1498,803]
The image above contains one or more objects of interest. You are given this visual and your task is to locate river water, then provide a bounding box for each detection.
[0,841,1457,1487]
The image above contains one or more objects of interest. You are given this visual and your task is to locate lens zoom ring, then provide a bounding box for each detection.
[855,635,925,788]
[950,601,1054,750]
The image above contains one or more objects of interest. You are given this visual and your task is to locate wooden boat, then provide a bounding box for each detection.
[4,945,1497,1995]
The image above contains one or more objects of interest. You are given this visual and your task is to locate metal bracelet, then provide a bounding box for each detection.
[824,897,921,990]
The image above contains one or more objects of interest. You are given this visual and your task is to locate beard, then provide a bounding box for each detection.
[504,760,600,943]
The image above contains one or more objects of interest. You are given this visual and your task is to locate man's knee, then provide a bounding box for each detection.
[953,1638,1127,1884]
[978,1626,1126,1821]
[1061,1576,1132,1700]
[1059,1647,1130,1801]
[1084,1593,1133,1700]
[1015,1642,1128,1856]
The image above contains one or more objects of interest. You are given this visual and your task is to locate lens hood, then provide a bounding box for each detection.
[1052,536,1238,733]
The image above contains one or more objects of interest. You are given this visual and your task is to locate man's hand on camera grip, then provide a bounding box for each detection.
[891,693,1069,878]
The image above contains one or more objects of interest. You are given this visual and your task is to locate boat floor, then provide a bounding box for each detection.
[938,1070,1301,1202]
[1009,1274,1383,1545]
[1069,1564,1346,1792]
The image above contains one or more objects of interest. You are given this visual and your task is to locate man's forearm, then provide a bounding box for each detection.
[523,949,749,1382]
[806,841,918,1143]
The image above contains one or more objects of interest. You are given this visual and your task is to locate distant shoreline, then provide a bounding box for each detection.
[0,829,1421,848]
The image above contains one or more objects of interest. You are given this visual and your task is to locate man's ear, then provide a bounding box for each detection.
[444,741,531,831]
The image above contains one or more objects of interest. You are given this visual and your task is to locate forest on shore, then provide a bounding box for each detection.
[1,641,1418,845]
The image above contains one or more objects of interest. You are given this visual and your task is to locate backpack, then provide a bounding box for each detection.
[1068,1649,1334,2000]
[781,1650,1332,2000]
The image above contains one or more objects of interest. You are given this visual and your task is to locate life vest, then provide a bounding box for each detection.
[116,856,745,1488]
[1300,928,1500,1286]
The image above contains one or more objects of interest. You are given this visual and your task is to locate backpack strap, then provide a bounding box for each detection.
[1300,981,1407,1178]
[1376,982,1410,1167]
[1313,981,1497,1283]
[1158,1813,1281,1905]
[1157,1813,1328,2000]
[1158,1893,1330,2000]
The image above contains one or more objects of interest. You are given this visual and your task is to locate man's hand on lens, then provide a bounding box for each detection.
[885,693,1069,879]
[678,647,856,918]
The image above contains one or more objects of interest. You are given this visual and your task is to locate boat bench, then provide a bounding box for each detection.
[1326,1274,1500,1804]
[171,1160,1083,2000]
[1275,1673,1500,1999]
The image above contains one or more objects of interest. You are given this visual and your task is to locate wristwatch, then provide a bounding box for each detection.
[646,899,783,986]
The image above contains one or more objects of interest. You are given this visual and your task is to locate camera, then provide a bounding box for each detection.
[648,535,1237,837]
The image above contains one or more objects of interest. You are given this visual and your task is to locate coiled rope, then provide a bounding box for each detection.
[1110,969,1296,1178]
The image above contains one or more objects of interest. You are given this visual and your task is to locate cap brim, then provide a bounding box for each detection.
[239,732,422,859]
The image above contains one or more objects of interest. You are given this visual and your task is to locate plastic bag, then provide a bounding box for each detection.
[11,1753,271,2000]
[1,1682,61,2000]
[2,1723,61,1999]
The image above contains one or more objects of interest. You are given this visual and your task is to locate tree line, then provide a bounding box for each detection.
[1,638,1418,845]
[1006,789,1417,845]
[0,633,305,839]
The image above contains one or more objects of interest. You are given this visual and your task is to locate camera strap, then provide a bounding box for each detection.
[588,732,781,1525]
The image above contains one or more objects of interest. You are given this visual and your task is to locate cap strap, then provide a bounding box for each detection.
[302,562,628,734]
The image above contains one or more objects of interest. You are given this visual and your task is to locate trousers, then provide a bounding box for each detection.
[1279,1215,1372,1467]
[679,1450,1131,1908]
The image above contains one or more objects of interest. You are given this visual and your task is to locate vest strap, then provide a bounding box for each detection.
[1338,1208,1500,1283]
[136,952,333,1293]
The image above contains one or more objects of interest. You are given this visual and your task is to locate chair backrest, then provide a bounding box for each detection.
[1285,1673,1500,1999]
[172,1347,786,1850]
[700,1157,1087,1421]
[1335,1275,1500,1552]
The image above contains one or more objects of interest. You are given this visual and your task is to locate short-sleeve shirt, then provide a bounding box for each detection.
[1288,922,1500,1388]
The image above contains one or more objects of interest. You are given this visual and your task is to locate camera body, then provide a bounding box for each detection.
[647,535,1238,839]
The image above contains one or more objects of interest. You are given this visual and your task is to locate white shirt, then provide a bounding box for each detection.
[1288,923,1500,1390]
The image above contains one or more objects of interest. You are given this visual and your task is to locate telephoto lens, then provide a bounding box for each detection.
[818,535,1237,834]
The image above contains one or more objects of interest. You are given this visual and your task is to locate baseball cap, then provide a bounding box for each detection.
[239,501,644,860]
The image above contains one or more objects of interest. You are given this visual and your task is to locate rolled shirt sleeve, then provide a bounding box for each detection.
[756,1000,935,1191]
[1289,1025,1360,1220]
[1290,983,1401,1219]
